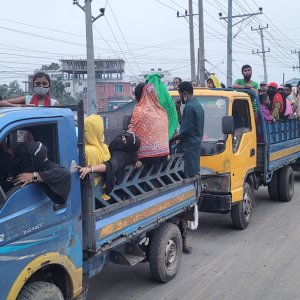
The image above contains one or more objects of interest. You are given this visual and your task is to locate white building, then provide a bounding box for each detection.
[129,68,174,90]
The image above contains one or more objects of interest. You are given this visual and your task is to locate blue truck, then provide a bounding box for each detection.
[0,104,200,300]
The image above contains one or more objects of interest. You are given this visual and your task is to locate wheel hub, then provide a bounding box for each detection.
[165,239,177,269]
[243,192,252,221]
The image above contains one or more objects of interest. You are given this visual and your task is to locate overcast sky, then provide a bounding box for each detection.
[1,0,300,88]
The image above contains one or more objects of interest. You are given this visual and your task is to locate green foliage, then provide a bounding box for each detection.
[0,81,24,99]
[50,80,77,105]
[0,84,8,100]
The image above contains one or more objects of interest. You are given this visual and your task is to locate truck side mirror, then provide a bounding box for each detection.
[222,116,234,134]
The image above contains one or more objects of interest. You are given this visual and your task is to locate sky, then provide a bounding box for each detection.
[1,0,300,88]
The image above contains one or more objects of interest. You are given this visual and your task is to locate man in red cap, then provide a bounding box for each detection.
[267,82,285,120]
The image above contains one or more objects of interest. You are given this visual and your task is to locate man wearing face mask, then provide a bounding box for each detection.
[169,81,204,253]
[0,72,59,107]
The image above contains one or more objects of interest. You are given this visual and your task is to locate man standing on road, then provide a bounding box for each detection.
[233,64,258,91]
[170,81,204,253]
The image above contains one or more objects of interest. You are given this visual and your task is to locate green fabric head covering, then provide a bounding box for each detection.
[146,73,178,139]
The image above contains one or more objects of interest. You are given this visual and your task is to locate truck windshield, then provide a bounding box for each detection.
[195,96,227,141]
[172,96,228,141]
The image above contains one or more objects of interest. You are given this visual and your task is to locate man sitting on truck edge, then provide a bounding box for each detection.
[169,81,204,253]
[232,64,259,91]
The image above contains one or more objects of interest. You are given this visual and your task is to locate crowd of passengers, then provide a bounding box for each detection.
[202,64,300,122]
[0,71,205,254]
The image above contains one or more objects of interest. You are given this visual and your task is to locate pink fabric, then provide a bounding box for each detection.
[284,98,293,117]
[128,84,169,159]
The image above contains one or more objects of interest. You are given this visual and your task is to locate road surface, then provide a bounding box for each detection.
[88,172,300,300]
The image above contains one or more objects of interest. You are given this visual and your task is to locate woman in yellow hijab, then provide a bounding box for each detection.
[207,74,222,88]
[80,114,110,178]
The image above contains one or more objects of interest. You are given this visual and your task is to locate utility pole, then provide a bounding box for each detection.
[73,0,105,115]
[251,25,270,83]
[219,4,263,87]
[291,50,300,71]
[177,2,197,82]
[198,0,206,87]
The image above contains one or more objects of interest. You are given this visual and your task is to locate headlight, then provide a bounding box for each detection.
[201,174,230,193]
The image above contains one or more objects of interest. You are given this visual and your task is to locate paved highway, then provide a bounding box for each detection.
[88,172,300,300]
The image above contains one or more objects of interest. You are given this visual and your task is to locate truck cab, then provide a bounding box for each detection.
[0,105,199,299]
[170,88,299,229]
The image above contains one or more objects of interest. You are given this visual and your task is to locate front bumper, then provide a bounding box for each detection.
[199,193,231,213]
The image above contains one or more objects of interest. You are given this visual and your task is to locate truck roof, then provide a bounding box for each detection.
[169,88,251,98]
[0,106,74,125]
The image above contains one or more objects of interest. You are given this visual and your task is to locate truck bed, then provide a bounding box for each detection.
[81,154,199,253]
[256,118,300,182]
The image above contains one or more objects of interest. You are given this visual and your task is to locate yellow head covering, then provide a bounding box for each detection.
[207,74,222,88]
[84,114,110,166]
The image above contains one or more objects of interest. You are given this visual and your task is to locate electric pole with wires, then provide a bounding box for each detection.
[73,0,105,115]
[251,24,270,83]
[219,1,263,87]
[292,50,300,71]
[177,1,197,82]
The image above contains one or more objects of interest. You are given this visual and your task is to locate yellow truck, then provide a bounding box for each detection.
[170,88,299,229]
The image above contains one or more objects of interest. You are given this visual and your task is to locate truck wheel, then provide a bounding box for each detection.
[231,182,254,230]
[17,281,64,300]
[279,166,294,202]
[268,170,280,201]
[149,222,182,283]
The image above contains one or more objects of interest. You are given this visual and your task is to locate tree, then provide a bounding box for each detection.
[0,84,8,100]
[7,80,23,98]
[50,80,77,105]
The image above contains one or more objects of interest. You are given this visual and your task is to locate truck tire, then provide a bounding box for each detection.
[231,182,254,230]
[268,170,280,201]
[149,222,182,283]
[17,281,64,300]
[279,166,294,202]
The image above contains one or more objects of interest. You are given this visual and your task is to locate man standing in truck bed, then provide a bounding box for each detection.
[171,81,204,177]
[170,81,204,253]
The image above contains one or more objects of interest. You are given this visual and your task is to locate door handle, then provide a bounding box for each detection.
[250,148,255,157]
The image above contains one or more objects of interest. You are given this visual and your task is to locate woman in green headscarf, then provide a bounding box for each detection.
[146,73,178,139]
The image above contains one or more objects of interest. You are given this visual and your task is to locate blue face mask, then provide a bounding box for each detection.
[33,86,49,96]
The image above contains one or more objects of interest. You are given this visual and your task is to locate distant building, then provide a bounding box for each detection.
[25,59,134,112]
[129,68,173,90]
[285,77,300,86]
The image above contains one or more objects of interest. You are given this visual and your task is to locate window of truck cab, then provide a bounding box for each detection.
[231,98,252,153]
[171,95,228,142]
[0,123,59,197]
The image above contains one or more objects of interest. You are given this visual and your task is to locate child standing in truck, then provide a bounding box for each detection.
[259,94,275,122]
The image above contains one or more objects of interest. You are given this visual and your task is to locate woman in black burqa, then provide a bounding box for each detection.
[79,132,140,194]
[1,141,71,204]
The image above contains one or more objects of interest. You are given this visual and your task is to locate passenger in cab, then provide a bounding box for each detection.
[232,64,258,91]
[207,74,222,88]
[0,72,59,107]
[3,141,71,204]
